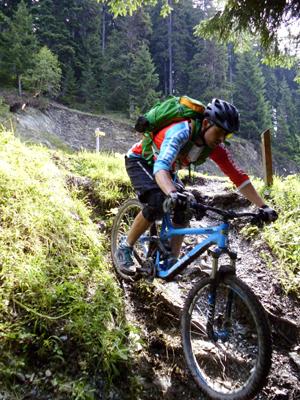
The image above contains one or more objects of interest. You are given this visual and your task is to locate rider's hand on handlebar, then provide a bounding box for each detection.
[163,190,195,213]
[259,205,278,222]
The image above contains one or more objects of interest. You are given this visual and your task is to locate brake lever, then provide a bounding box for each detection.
[191,202,206,221]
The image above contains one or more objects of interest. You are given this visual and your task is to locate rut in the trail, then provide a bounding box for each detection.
[118,176,300,400]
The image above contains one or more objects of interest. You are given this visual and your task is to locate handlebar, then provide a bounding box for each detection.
[191,202,266,225]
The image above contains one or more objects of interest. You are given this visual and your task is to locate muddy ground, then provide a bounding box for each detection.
[112,176,300,400]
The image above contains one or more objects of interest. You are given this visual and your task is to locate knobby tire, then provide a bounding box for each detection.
[181,274,272,400]
[111,198,157,281]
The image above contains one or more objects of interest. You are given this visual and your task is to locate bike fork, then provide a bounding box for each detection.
[207,249,237,343]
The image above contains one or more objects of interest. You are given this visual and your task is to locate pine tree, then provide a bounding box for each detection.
[275,77,296,155]
[149,0,202,97]
[294,84,300,127]
[233,46,272,141]
[261,62,278,129]
[149,4,169,96]
[0,0,37,95]
[261,63,278,110]
[128,44,161,116]
[293,83,300,164]
[31,0,80,69]
[80,57,100,111]
[188,38,231,105]
[60,66,80,107]
[30,0,105,104]
[101,8,154,113]
[23,46,62,97]
[171,0,203,95]
[185,0,231,104]
[75,0,105,93]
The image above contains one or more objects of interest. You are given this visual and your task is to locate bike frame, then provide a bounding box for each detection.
[138,211,235,279]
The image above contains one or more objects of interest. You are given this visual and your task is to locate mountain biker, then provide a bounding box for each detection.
[115,98,278,276]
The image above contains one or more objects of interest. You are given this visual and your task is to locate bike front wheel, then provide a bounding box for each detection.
[181,274,272,400]
[111,198,157,281]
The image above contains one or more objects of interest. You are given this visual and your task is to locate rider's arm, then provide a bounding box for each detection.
[153,121,190,194]
[209,143,250,189]
[155,169,177,195]
[238,182,266,207]
[209,144,266,207]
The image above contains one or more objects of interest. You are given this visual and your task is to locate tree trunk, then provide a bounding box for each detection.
[168,10,173,95]
[18,75,22,96]
[102,5,106,113]
[229,44,233,103]
[129,96,134,119]
[102,6,106,56]
[164,60,168,98]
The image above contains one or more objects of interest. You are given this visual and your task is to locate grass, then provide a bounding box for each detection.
[49,150,134,223]
[242,175,300,293]
[1,122,300,397]
[0,128,137,399]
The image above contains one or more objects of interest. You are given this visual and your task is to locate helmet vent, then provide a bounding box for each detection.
[204,98,240,134]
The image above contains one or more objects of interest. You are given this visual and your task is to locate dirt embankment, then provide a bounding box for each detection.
[2,90,299,179]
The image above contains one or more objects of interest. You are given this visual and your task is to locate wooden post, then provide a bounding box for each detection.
[261,129,273,186]
[95,128,100,152]
[95,128,105,152]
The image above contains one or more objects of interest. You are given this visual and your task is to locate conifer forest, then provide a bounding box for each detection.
[1,0,300,168]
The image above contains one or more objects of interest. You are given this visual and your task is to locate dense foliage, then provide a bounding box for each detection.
[196,0,300,70]
[0,0,300,166]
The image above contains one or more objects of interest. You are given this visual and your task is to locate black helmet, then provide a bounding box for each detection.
[204,99,240,134]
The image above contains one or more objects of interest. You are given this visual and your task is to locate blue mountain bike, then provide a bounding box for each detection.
[111,198,272,400]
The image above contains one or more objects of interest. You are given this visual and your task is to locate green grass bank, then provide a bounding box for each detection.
[0,128,137,399]
[0,126,299,398]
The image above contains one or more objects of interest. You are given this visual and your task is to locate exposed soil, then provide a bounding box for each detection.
[112,176,300,400]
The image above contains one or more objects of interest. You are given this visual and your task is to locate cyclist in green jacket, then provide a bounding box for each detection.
[115,99,278,276]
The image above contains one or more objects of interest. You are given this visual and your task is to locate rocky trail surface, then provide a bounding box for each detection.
[112,176,300,400]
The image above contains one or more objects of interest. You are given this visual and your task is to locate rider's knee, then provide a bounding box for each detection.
[173,209,193,226]
[142,190,165,223]
[142,206,164,222]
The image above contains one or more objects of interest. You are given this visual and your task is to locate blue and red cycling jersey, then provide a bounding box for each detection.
[127,121,250,190]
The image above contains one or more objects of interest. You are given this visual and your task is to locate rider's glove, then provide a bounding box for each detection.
[182,190,196,208]
[163,190,195,213]
[259,205,278,222]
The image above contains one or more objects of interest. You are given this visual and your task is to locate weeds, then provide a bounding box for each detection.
[50,150,134,216]
[0,128,136,398]
[243,175,300,292]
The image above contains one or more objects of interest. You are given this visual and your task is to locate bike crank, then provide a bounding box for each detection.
[138,258,156,283]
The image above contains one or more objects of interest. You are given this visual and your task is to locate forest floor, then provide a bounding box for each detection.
[110,176,300,400]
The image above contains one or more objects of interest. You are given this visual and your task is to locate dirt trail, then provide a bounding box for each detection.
[114,176,300,400]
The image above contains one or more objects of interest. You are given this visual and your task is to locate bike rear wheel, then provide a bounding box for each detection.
[181,274,272,400]
[111,198,157,281]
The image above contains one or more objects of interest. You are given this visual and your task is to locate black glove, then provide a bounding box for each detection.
[260,205,278,222]
[163,191,195,213]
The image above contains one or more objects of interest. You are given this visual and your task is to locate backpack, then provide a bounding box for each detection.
[135,95,212,169]
[135,95,206,135]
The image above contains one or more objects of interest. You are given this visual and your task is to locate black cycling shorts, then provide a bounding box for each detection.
[125,156,161,202]
[125,156,191,225]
